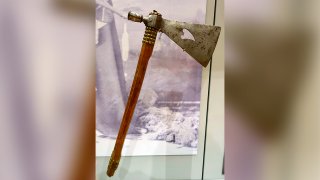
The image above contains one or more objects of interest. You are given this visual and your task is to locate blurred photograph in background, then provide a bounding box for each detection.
[95,0,208,156]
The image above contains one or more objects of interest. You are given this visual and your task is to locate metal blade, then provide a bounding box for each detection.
[160,19,221,67]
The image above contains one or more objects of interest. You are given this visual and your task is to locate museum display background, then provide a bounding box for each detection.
[96,0,208,156]
[96,0,224,179]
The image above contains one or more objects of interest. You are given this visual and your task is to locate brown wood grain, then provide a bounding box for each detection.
[107,42,155,177]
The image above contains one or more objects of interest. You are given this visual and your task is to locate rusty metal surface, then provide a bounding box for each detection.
[127,11,221,67]
[142,11,163,30]
[160,19,221,67]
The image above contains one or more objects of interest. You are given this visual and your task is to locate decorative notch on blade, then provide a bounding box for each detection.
[181,29,196,41]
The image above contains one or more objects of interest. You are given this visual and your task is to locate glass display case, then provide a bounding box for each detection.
[95,0,224,179]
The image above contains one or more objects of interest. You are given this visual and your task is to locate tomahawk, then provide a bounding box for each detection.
[107,10,221,177]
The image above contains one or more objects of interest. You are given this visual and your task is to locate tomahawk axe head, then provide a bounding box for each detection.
[128,11,221,67]
[161,19,221,67]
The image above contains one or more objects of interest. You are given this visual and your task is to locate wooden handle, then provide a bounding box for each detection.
[107,27,158,177]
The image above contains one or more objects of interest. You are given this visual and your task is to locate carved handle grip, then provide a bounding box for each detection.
[107,27,158,177]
